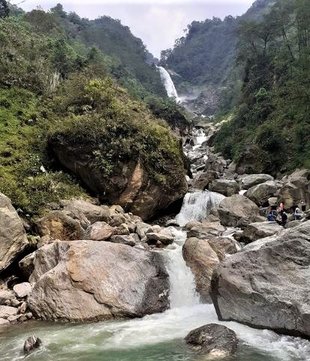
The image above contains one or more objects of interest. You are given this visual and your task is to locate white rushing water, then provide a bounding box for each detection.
[175,190,225,227]
[157,66,179,101]
[192,128,207,150]
[164,228,199,308]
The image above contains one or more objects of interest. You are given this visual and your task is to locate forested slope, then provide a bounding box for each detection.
[161,0,276,114]
[214,0,310,175]
[0,3,188,216]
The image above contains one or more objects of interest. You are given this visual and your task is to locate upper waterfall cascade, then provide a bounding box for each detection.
[175,190,225,227]
[157,66,179,101]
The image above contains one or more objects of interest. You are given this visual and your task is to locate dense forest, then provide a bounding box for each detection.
[0,2,188,215]
[163,0,309,175]
[214,0,310,174]
[161,0,276,110]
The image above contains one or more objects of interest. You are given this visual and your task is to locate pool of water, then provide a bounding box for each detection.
[1,304,310,361]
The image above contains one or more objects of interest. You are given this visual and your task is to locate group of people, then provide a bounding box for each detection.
[267,202,304,227]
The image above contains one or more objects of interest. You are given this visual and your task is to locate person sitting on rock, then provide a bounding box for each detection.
[294,207,303,220]
[276,210,287,227]
[267,209,277,222]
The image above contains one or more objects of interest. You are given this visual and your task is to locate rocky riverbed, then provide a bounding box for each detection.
[0,124,310,360]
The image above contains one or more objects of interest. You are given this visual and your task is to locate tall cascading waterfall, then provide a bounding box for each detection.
[157,66,180,102]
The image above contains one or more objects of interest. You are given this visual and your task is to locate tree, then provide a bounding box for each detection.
[0,0,9,18]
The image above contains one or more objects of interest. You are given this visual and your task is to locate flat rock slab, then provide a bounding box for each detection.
[242,221,283,243]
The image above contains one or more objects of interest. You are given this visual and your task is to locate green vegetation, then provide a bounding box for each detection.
[49,76,185,190]
[161,0,276,113]
[0,5,186,215]
[162,16,238,87]
[214,0,310,174]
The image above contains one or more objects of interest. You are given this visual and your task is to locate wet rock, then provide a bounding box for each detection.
[84,221,115,241]
[191,171,218,190]
[218,194,262,228]
[239,174,274,190]
[28,241,169,321]
[13,282,32,298]
[185,323,238,358]
[146,232,174,246]
[186,221,226,238]
[23,335,42,354]
[183,237,219,302]
[211,221,310,338]
[0,193,29,273]
[207,237,240,255]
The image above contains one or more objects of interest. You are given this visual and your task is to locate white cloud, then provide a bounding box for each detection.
[19,1,254,57]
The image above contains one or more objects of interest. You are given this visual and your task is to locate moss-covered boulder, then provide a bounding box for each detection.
[49,80,188,220]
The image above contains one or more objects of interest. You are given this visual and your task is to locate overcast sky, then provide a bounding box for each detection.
[20,0,255,57]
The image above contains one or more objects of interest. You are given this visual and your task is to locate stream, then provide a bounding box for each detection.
[0,69,310,361]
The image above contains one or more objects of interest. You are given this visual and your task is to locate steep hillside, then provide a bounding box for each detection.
[214,0,310,174]
[0,5,188,218]
[22,4,166,98]
[161,0,276,115]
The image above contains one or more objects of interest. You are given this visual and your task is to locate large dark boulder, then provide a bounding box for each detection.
[211,221,310,338]
[49,127,187,221]
[185,323,238,358]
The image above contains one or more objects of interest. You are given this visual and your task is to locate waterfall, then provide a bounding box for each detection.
[175,190,225,227]
[164,228,199,308]
[157,66,179,101]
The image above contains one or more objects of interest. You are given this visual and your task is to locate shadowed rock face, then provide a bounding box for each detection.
[49,136,188,221]
[211,221,310,338]
[0,193,28,273]
[185,323,238,358]
[28,241,169,321]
